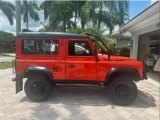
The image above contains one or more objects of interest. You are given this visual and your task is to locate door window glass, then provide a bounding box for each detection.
[68,41,93,56]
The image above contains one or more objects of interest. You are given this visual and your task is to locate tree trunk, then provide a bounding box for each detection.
[81,20,85,29]
[15,1,21,35]
[92,18,97,28]
[109,27,113,34]
[92,10,96,28]
[67,21,71,31]
[98,1,103,29]
[26,12,28,30]
[63,19,66,32]
[74,11,77,25]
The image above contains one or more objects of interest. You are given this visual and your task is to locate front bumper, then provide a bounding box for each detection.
[142,64,148,80]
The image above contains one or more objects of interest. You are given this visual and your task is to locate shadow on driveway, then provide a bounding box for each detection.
[20,85,156,108]
[19,85,157,119]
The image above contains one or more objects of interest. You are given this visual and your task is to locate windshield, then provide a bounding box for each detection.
[92,39,108,54]
[85,32,110,55]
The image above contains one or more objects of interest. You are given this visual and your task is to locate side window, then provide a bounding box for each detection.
[23,39,58,54]
[68,41,93,56]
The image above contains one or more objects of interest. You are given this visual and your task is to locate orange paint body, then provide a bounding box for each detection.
[15,35,144,83]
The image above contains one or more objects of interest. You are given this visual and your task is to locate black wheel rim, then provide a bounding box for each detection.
[115,84,129,98]
[31,81,45,95]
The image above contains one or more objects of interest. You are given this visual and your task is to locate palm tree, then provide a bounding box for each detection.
[41,1,74,32]
[115,0,129,26]
[108,0,129,34]
[94,0,129,33]
[0,1,15,25]
[73,0,129,31]
[40,1,129,33]
[21,1,39,29]
[71,1,86,28]
[79,1,96,29]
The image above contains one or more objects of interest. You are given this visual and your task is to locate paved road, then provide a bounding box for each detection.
[0,69,159,120]
[0,56,15,62]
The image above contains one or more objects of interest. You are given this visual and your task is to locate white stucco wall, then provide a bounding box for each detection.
[130,35,139,58]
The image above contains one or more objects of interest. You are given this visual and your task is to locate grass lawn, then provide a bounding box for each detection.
[0,61,12,69]
[0,53,5,56]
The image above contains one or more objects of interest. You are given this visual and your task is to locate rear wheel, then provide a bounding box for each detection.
[108,78,138,106]
[24,75,52,102]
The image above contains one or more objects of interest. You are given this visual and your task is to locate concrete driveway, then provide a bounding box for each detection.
[147,72,160,87]
[0,69,159,120]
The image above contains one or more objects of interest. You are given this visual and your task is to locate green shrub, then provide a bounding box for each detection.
[0,31,15,53]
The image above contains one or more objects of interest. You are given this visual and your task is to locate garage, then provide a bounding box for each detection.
[138,30,160,71]
[119,1,160,72]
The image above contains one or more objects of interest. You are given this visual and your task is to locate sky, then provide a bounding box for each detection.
[129,0,154,19]
[0,0,158,35]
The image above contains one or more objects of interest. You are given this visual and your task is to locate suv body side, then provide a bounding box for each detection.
[15,35,146,93]
[13,32,148,105]
[16,37,144,81]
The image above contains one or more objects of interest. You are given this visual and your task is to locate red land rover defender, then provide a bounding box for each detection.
[13,32,147,105]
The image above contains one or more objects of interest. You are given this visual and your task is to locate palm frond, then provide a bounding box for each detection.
[0,1,15,25]
[21,1,40,28]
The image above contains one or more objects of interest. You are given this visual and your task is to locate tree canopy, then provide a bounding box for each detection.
[0,1,15,25]
[0,31,15,52]
[40,0,129,34]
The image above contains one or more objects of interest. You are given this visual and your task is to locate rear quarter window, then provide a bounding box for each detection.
[22,39,58,54]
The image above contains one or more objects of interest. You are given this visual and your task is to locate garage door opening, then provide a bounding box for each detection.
[138,30,160,72]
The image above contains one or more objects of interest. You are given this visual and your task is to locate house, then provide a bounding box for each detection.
[113,31,131,48]
[115,1,160,72]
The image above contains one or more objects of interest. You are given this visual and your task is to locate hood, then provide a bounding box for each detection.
[98,54,135,61]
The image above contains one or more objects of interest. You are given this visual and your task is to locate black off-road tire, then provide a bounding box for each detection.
[108,78,138,106]
[24,75,53,102]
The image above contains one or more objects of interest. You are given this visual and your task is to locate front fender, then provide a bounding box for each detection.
[106,67,141,83]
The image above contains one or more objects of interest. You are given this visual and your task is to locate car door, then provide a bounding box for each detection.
[66,39,97,81]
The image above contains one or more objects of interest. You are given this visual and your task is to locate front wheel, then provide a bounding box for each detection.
[108,79,138,106]
[24,76,52,102]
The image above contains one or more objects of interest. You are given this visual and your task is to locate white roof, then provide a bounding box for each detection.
[113,31,131,38]
[120,1,160,33]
